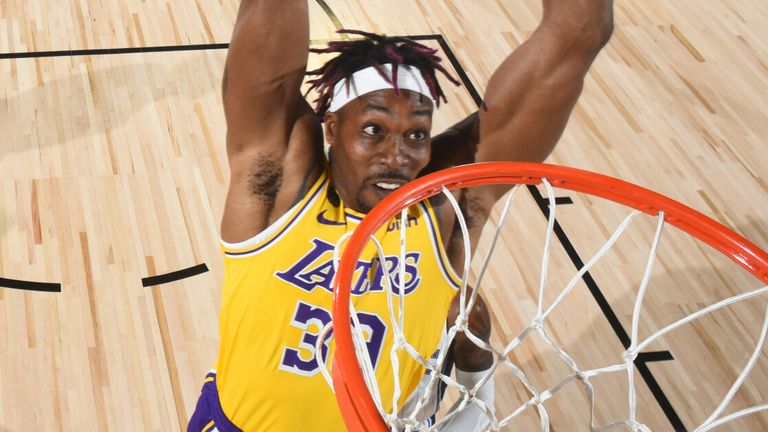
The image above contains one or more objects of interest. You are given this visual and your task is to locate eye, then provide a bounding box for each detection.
[362,124,381,136]
[409,130,428,141]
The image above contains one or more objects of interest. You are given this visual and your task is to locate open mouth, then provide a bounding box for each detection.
[374,182,403,191]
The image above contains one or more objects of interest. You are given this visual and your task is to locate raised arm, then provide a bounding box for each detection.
[431,0,613,271]
[430,0,613,173]
[221,0,323,243]
[474,0,613,166]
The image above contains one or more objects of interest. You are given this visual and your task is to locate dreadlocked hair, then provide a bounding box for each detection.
[305,29,461,117]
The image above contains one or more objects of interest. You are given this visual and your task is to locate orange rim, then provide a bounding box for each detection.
[331,162,768,431]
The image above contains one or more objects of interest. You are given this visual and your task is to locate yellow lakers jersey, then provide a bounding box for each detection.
[216,170,460,431]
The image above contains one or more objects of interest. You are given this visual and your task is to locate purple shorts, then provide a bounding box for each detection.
[187,371,242,432]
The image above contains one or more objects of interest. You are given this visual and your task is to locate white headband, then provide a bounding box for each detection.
[328,64,436,112]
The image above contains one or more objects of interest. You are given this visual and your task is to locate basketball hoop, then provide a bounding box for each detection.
[331,162,768,431]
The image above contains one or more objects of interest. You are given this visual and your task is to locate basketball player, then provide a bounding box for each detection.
[188,0,613,430]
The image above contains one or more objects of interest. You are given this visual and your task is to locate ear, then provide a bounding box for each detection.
[324,112,338,146]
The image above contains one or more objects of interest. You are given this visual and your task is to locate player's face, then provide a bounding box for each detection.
[325,89,434,213]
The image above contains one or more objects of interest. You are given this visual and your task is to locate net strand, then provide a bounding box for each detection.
[694,404,768,432]
[633,284,768,354]
[541,210,642,320]
[352,303,386,410]
[695,304,768,431]
[392,207,410,416]
[626,211,666,427]
[537,179,557,317]
[440,186,473,319]
[316,321,335,390]
[472,186,521,300]
[337,232,398,417]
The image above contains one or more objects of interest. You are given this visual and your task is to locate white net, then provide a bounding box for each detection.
[324,177,768,431]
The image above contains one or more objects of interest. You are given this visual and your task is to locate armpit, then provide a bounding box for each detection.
[462,190,491,230]
[247,154,284,205]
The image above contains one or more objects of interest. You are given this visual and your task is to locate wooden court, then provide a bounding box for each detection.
[1,0,767,430]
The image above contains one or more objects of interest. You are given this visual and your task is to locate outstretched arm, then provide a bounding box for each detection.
[432,0,613,260]
[221,0,323,243]
[430,0,613,176]
[475,0,613,166]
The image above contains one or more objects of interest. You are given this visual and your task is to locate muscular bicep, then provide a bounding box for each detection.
[476,30,603,166]
[475,0,613,166]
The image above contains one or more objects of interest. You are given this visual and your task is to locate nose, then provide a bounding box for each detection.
[379,137,407,169]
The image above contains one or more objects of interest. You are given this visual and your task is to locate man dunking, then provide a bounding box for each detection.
[189,1,613,431]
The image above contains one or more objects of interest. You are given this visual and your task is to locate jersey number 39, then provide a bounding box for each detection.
[280,301,387,376]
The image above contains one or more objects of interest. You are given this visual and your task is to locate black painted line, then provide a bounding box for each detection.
[142,264,209,287]
[636,348,679,430]
[0,34,452,63]
[2,34,451,61]
[0,0,357,60]
[540,197,576,206]
[430,35,484,107]
[636,361,686,431]
[0,277,61,292]
[0,43,230,60]
[637,351,675,363]
[315,0,343,30]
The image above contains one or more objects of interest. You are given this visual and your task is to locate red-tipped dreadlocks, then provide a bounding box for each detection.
[305,29,461,117]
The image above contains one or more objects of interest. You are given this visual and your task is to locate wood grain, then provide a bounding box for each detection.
[1,0,766,430]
